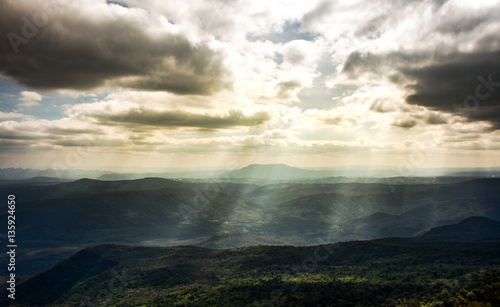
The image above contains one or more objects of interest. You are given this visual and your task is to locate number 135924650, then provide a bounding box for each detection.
[8,195,16,244]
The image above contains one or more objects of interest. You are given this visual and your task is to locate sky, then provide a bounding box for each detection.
[1,0,500,173]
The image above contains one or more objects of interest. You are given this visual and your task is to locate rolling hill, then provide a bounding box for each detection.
[8,232,500,306]
[226,163,332,179]
[1,177,499,279]
[419,216,500,241]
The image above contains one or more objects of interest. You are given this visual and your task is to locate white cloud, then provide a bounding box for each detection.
[0,111,27,120]
[17,91,42,108]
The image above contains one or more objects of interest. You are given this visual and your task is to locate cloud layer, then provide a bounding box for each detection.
[0,0,227,94]
[1,0,500,169]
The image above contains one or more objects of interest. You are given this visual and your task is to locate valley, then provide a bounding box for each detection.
[0,165,499,305]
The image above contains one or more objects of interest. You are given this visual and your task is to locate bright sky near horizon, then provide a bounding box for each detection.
[1,0,500,172]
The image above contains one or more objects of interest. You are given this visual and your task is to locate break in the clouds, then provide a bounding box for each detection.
[1,0,500,169]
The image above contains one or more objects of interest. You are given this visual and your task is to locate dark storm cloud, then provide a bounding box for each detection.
[342,49,500,129]
[404,51,500,128]
[44,127,101,135]
[0,1,226,94]
[301,0,335,29]
[276,80,301,99]
[435,15,487,34]
[92,109,271,130]
[409,113,448,125]
[336,0,500,130]
[0,129,42,140]
[51,138,115,147]
[0,124,105,151]
[354,15,387,38]
[393,119,418,129]
[369,99,396,113]
[0,139,32,152]
[466,107,500,130]
[341,51,426,80]
[434,6,500,35]
[424,113,448,125]
[352,0,449,39]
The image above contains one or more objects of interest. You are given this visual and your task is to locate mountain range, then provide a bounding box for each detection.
[1,164,499,181]
[0,166,499,305]
[420,216,500,241]
[8,217,500,306]
[1,175,499,281]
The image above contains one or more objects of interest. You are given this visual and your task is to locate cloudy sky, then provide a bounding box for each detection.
[1,0,500,172]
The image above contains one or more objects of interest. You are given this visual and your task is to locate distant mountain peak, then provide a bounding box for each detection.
[229,164,327,180]
[459,216,500,227]
[243,163,296,169]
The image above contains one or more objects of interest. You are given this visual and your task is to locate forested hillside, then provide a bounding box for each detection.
[7,238,500,306]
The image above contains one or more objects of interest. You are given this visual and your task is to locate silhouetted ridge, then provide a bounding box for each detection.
[16,246,120,305]
[14,240,500,306]
[420,216,500,241]
[459,216,500,226]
